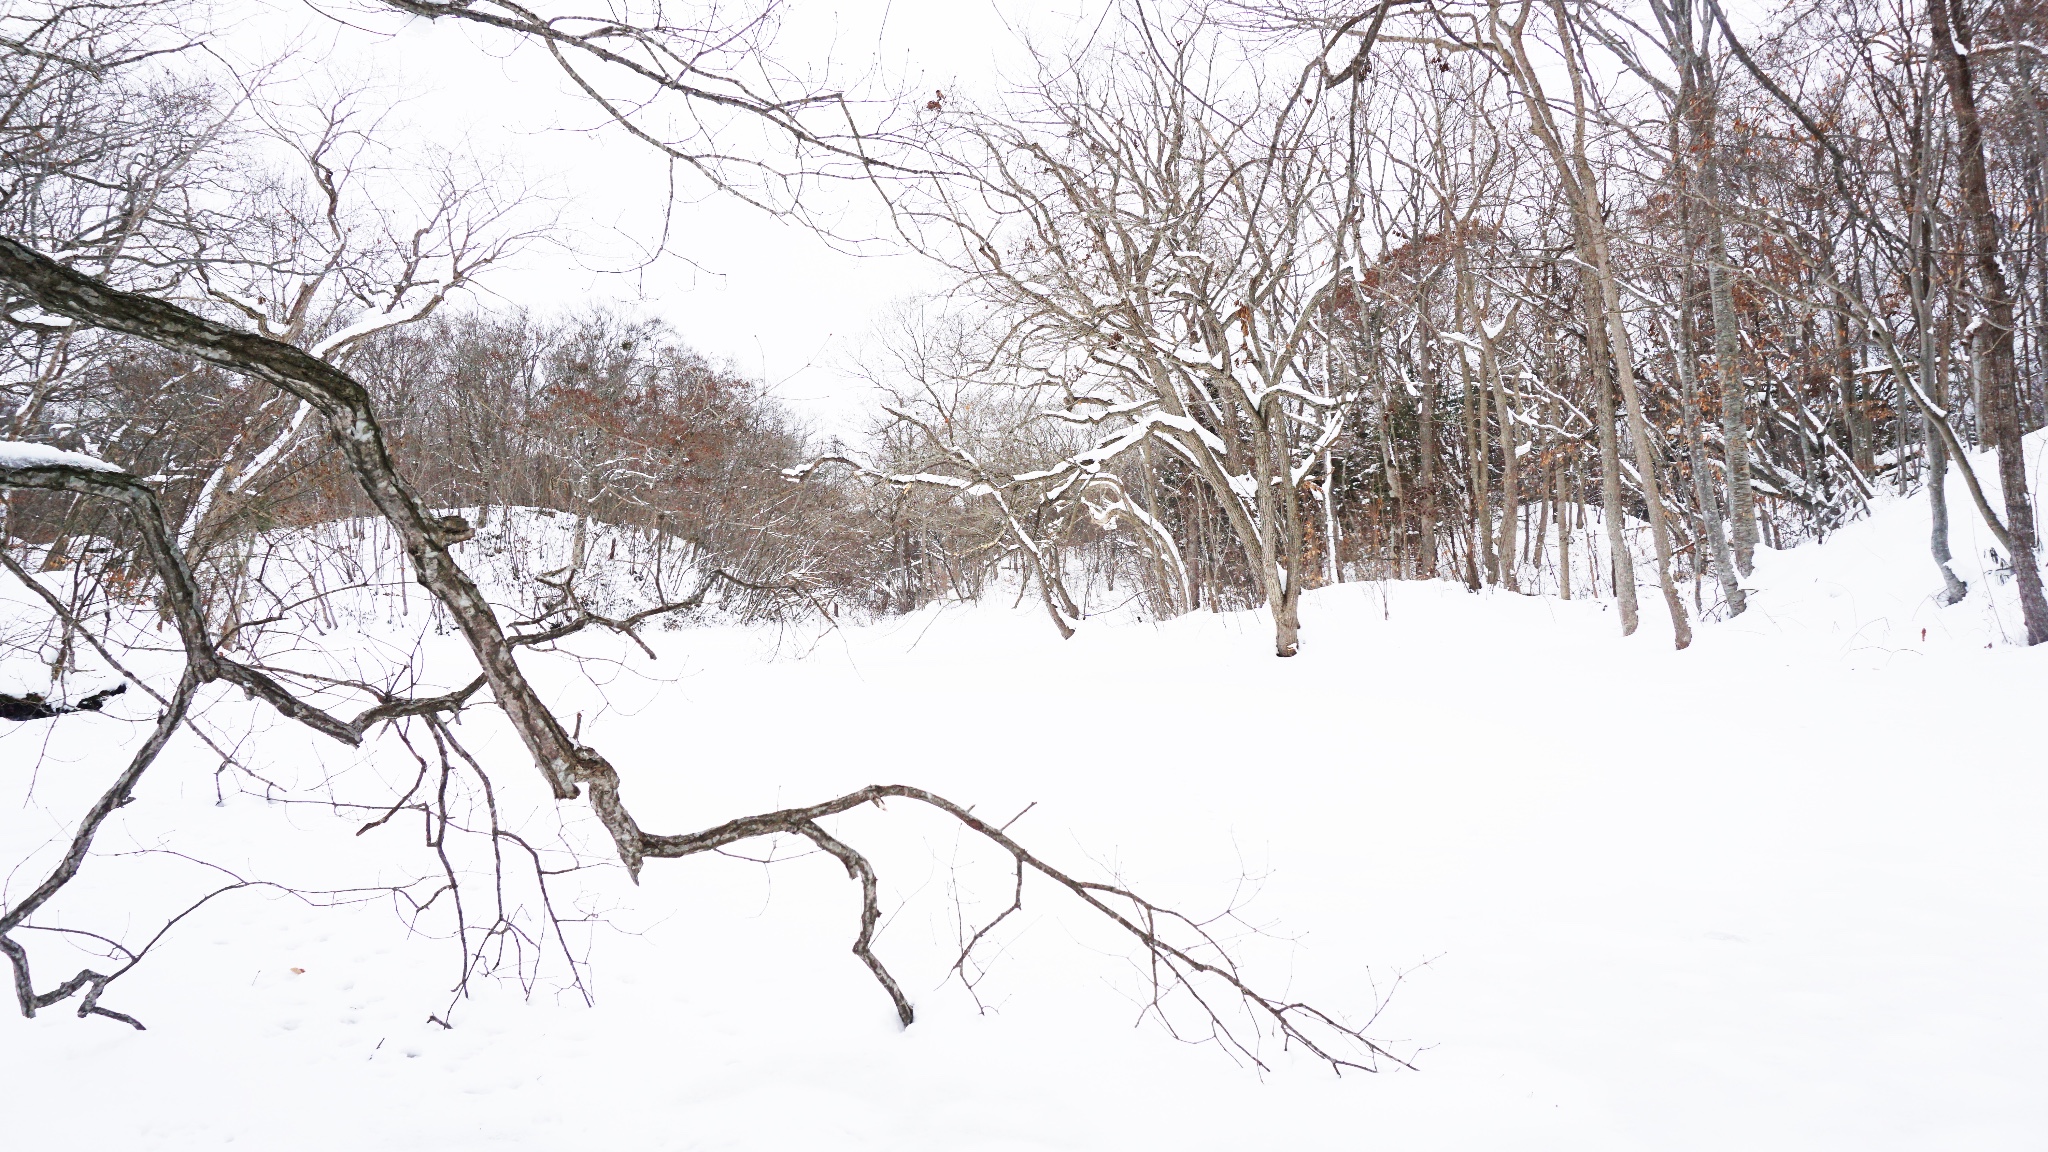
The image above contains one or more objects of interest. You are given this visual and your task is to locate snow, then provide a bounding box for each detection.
[1969,40,2048,59]
[3,305,76,328]
[2,450,2046,1149]
[312,289,449,361]
[0,440,124,473]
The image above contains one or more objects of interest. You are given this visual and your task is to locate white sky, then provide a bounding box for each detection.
[221,0,1107,438]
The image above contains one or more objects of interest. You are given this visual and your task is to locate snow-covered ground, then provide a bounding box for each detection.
[2,461,2044,1150]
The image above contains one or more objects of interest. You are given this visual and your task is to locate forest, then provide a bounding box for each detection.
[2,0,2043,1147]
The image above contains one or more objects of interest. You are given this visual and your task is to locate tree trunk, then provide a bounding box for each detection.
[1592,228,1691,646]
[1490,345,1521,592]
[1929,0,2048,644]
[1582,265,1640,633]
[1679,45,1761,574]
[1417,363,1440,579]
[1915,187,1970,606]
[1556,460,1573,600]
[1675,320,1746,616]
[1567,54,1690,645]
[1672,83,1746,616]
[1462,360,1496,586]
[1831,291,1874,476]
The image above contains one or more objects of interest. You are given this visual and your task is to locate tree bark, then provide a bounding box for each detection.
[1487,332,1522,591]
[1671,83,1746,615]
[1555,459,1573,600]
[1929,0,2048,644]
[1416,348,1441,579]
[1914,163,1970,605]
[1680,59,1762,575]
[1581,263,1641,632]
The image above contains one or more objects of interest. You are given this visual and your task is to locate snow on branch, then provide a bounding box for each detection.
[0,441,125,474]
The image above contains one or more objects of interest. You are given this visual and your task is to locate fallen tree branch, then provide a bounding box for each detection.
[635,783,1409,1072]
[0,240,1400,1072]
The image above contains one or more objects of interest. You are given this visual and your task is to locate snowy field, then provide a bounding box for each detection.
[3,469,2045,1151]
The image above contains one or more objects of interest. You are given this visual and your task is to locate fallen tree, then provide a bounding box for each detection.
[0,236,1406,1073]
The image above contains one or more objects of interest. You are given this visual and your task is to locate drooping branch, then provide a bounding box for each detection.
[0,235,594,803]
[371,0,928,224]
[792,819,914,1027]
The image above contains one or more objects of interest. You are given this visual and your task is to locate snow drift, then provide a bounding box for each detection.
[0,443,2043,1150]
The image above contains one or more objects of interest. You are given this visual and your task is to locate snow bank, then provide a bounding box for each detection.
[1697,426,2048,656]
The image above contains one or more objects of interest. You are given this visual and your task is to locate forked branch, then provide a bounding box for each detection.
[639,784,1408,1072]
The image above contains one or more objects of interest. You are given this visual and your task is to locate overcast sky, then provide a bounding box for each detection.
[221,0,1105,437]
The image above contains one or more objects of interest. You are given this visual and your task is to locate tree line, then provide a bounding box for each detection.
[833,0,2048,653]
[12,1,2048,655]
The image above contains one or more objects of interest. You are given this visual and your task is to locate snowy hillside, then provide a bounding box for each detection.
[2,455,2044,1151]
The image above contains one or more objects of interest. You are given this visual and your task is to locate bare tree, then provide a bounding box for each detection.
[169,80,547,560]
[883,3,1404,655]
